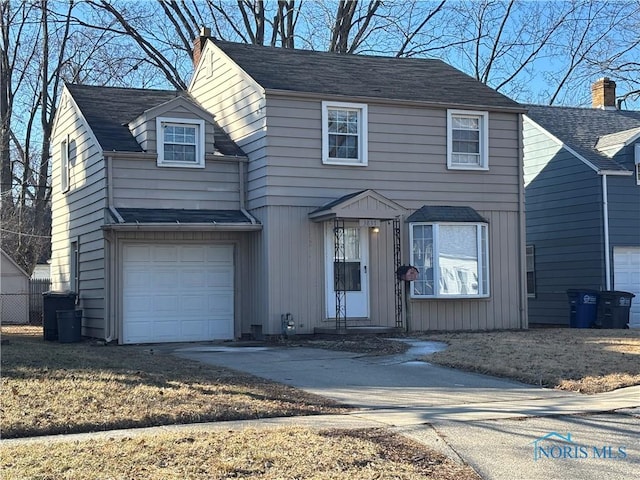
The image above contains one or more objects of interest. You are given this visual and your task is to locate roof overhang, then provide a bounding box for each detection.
[308,189,406,222]
[103,208,262,232]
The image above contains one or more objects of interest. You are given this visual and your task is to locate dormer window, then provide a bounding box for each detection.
[156,117,205,168]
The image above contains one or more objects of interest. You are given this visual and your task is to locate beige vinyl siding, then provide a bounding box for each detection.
[111,156,242,210]
[262,97,521,211]
[190,43,267,208]
[50,90,107,338]
[110,230,258,341]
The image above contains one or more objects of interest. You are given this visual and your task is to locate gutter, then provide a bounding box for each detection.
[102,223,262,232]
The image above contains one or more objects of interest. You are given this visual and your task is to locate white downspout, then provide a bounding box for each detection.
[602,174,611,290]
[104,155,116,343]
[517,114,527,328]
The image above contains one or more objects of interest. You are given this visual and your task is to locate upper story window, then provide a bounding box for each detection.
[322,101,368,166]
[409,222,489,298]
[447,109,489,170]
[156,117,205,168]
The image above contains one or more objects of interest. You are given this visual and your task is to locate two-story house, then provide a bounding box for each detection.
[523,79,640,328]
[50,34,527,344]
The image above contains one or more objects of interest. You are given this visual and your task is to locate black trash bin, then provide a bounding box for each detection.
[596,291,635,329]
[567,289,599,328]
[42,291,76,341]
[57,310,82,343]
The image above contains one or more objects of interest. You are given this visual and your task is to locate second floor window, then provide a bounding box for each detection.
[322,101,368,166]
[156,117,205,168]
[447,110,489,170]
[60,139,70,193]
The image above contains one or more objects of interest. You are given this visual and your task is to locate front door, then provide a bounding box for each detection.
[325,223,369,318]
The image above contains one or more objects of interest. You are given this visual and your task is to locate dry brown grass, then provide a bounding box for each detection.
[421,328,640,394]
[0,427,480,480]
[0,326,346,439]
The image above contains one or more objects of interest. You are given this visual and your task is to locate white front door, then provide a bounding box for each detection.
[613,247,640,328]
[325,223,369,318]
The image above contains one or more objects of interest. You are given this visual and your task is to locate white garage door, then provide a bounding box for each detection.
[122,244,234,344]
[614,247,640,329]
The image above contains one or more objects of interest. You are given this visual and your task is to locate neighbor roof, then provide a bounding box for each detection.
[65,84,244,156]
[212,41,522,111]
[526,105,640,172]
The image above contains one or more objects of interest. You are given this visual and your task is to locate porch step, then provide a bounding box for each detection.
[314,326,402,336]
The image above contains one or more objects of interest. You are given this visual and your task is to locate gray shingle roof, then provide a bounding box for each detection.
[406,206,487,223]
[526,105,640,172]
[213,41,522,111]
[116,208,255,224]
[65,84,244,156]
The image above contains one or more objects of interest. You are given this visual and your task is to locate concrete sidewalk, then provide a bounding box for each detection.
[172,341,640,480]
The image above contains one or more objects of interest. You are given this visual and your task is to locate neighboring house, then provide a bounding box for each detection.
[0,249,29,324]
[523,78,640,328]
[50,33,527,344]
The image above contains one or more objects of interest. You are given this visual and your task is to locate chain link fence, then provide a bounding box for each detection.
[0,278,50,325]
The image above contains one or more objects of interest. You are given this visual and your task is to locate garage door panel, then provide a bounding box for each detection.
[122,243,234,344]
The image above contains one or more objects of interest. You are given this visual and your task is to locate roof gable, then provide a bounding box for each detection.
[211,40,522,111]
[526,105,640,173]
[309,190,406,221]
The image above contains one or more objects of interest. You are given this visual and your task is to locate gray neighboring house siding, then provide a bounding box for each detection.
[523,106,640,327]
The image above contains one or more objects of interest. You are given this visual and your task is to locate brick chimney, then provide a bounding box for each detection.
[193,26,211,69]
[591,78,616,109]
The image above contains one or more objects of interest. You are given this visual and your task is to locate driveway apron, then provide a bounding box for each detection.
[172,341,640,480]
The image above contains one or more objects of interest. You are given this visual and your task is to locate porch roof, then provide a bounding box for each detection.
[308,190,406,222]
[406,205,488,223]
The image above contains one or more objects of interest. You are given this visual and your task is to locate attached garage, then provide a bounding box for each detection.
[122,243,234,343]
[613,247,640,329]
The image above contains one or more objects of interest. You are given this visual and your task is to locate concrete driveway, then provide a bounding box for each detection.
[173,340,640,480]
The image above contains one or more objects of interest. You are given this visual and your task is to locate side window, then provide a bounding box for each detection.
[447,110,489,170]
[635,143,639,186]
[322,101,368,166]
[156,117,205,168]
[410,222,490,298]
[60,139,70,193]
[526,245,536,298]
[70,241,79,297]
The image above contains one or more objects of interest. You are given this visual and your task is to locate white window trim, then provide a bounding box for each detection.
[526,244,536,298]
[60,136,70,193]
[409,222,490,299]
[322,101,368,166]
[447,109,489,171]
[156,117,205,168]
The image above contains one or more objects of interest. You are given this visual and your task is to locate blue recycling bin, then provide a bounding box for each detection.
[567,289,599,328]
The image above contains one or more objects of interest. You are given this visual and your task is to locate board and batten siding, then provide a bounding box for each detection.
[111,156,242,210]
[523,118,604,326]
[257,206,523,333]
[110,230,258,341]
[189,43,268,208]
[50,89,107,338]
